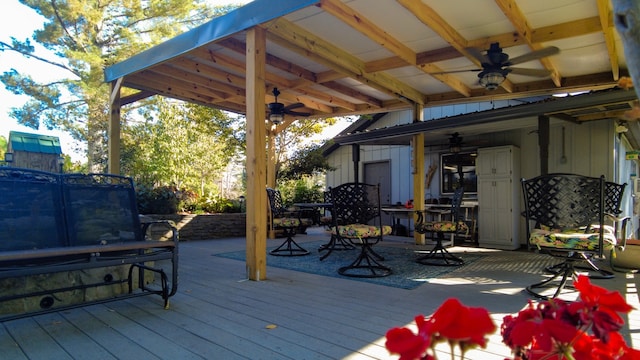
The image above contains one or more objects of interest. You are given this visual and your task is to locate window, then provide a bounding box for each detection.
[440,152,477,196]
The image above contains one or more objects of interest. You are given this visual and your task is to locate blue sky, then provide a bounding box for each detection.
[0,0,254,161]
[0,0,348,161]
[0,1,75,154]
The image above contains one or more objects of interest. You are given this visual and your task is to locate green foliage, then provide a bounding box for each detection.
[272,118,335,179]
[278,143,334,180]
[136,183,243,215]
[190,195,242,214]
[0,136,6,161]
[1,0,224,168]
[122,99,244,197]
[135,184,178,215]
[278,178,324,207]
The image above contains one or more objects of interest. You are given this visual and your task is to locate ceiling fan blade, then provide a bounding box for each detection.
[285,109,311,117]
[508,67,552,77]
[428,68,482,75]
[506,46,559,66]
[283,102,305,111]
[465,47,490,64]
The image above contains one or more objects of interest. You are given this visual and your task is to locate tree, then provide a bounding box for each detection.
[0,0,229,170]
[272,117,336,181]
[278,143,334,181]
[124,98,244,196]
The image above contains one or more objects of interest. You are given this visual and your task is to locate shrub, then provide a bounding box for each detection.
[136,184,178,214]
[136,184,243,214]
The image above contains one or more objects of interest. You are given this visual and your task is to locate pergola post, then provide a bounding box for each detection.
[245,26,268,281]
[108,79,122,175]
[412,103,425,245]
[538,115,550,175]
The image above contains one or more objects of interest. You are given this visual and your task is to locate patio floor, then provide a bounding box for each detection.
[2,227,639,359]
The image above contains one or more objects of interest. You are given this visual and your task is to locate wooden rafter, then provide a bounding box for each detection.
[265,17,425,105]
[596,0,620,81]
[108,1,624,122]
[494,0,562,87]
[320,0,471,97]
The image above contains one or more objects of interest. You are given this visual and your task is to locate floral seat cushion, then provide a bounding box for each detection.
[272,217,313,228]
[272,217,301,228]
[331,224,392,238]
[421,220,469,233]
[529,227,617,251]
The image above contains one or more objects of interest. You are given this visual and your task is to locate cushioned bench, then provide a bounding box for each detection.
[0,167,178,321]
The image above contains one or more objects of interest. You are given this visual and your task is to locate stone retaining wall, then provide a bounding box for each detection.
[144,213,246,241]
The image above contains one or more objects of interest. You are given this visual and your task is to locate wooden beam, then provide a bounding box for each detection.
[108,80,121,175]
[120,90,154,106]
[321,0,473,97]
[495,0,562,87]
[397,0,486,95]
[266,18,426,105]
[245,27,268,281]
[320,0,416,65]
[424,72,619,106]
[596,0,620,80]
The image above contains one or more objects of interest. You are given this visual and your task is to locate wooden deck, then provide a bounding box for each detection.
[2,228,639,359]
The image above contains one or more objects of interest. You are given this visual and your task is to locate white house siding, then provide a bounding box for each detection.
[325,101,637,241]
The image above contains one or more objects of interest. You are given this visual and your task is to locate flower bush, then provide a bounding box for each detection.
[385,275,640,360]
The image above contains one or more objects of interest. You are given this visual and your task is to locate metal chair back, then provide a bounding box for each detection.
[521,173,605,256]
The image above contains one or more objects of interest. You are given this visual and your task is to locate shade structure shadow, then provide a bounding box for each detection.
[214,241,485,290]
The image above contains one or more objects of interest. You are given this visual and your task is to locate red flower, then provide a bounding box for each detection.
[386,278,636,360]
[385,315,432,360]
[574,275,634,342]
[430,298,496,348]
[574,275,633,315]
[502,301,579,352]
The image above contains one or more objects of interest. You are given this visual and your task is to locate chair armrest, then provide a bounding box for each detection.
[607,214,631,248]
[141,220,179,242]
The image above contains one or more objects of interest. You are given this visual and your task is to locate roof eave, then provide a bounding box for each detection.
[104,0,320,83]
[333,88,638,146]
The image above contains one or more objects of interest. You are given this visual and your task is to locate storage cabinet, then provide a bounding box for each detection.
[477,145,520,250]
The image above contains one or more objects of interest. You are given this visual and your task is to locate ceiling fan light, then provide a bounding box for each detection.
[269,113,284,125]
[479,71,505,90]
[449,132,463,153]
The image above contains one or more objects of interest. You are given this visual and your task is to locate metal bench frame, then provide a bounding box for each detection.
[0,167,178,321]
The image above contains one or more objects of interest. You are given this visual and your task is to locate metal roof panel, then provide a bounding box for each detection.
[9,131,62,155]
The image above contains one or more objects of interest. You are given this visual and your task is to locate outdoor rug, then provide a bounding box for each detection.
[214,240,485,290]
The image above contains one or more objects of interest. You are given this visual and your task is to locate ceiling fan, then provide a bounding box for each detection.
[267,88,311,125]
[448,132,463,153]
[437,42,560,90]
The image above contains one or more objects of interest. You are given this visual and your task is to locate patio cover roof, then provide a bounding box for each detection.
[104,0,638,281]
[105,0,632,119]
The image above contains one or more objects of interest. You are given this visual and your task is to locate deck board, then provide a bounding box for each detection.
[33,312,117,360]
[1,229,639,359]
[4,317,74,360]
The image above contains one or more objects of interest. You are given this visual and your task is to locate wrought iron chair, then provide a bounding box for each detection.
[521,173,617,299]
[414,187,467,266]
[318,188,355,260]
[266,188,311,256]
[604,181,631,271]
[330,182,392,277]
[545,181,628,278]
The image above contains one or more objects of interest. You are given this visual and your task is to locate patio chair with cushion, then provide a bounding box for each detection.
[318,187,355,261]
[330,182,392,277]
[604,181,632,272]
[414,187,467,266]
[544,180,628,278]
[521,173,617,299]
[266,188,312,256]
